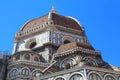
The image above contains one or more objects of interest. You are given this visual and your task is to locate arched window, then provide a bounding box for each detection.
[56,77,65,80]
[21,68,30,76]
[29,42,36,49]
[63,36,74,44]
[70,74,84,80]
[60,58,77,69]
[66,63,70,69]
[89,73,102,80]
[34,57,39,62]
[25,38,37,49]
[24,54,30,60]
[64,40,71,44]
[105,75,116,80]
[32,70,41,77]
[16,55,20,61]
[9,69,18,77]
[84,57,97,66]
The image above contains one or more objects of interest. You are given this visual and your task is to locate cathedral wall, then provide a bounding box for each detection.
[50,31,89,46]
[13,31,50,53]
[40,47,49,61]
[36,68,120,80]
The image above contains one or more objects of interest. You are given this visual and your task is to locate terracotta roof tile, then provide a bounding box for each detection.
[57,42,94,53]
[52,13,82,31]
[21,14,48,31]
[20,12,83,31]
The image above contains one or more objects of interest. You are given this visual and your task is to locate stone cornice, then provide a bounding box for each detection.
[55,25,85,36]
[8,60,50,69]
[53,47,101,58]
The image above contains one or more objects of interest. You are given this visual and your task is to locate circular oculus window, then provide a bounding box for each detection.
[29,42,36,49]
[26,38,37,49]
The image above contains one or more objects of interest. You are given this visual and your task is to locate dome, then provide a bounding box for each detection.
[20,9,83,31]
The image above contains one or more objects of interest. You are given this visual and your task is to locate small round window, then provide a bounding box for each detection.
[29,42,36,49]
[26,38,37,49]
[56,77,65,80]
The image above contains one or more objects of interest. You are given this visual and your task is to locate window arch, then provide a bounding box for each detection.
[65,63,71,69]
[105,75,116,80]
[55,77,65,80]
[54,76,65,80]
[62,36,75,44]
[83,57,98,66]
[29,42,36,48]
[9,69,18,78]
[25,38,37,49]
[60,58,77,69]
[24,54,30,60]
[16,55,20,61]
[32,70,41,77]
[34,56,39,62]
[21,68,30,76]
[89,73,102,80]
[70,74,84,80]
[64,40,71,44]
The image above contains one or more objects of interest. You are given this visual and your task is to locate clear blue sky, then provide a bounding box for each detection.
[0,0,120,67]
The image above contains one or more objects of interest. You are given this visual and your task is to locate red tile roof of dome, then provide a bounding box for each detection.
[57,42,95,53]
[20,10,83,31]
[52,13,82,31]
[21,14,48,31]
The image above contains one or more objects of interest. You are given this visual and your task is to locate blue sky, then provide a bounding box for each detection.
[0,0,120,67]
